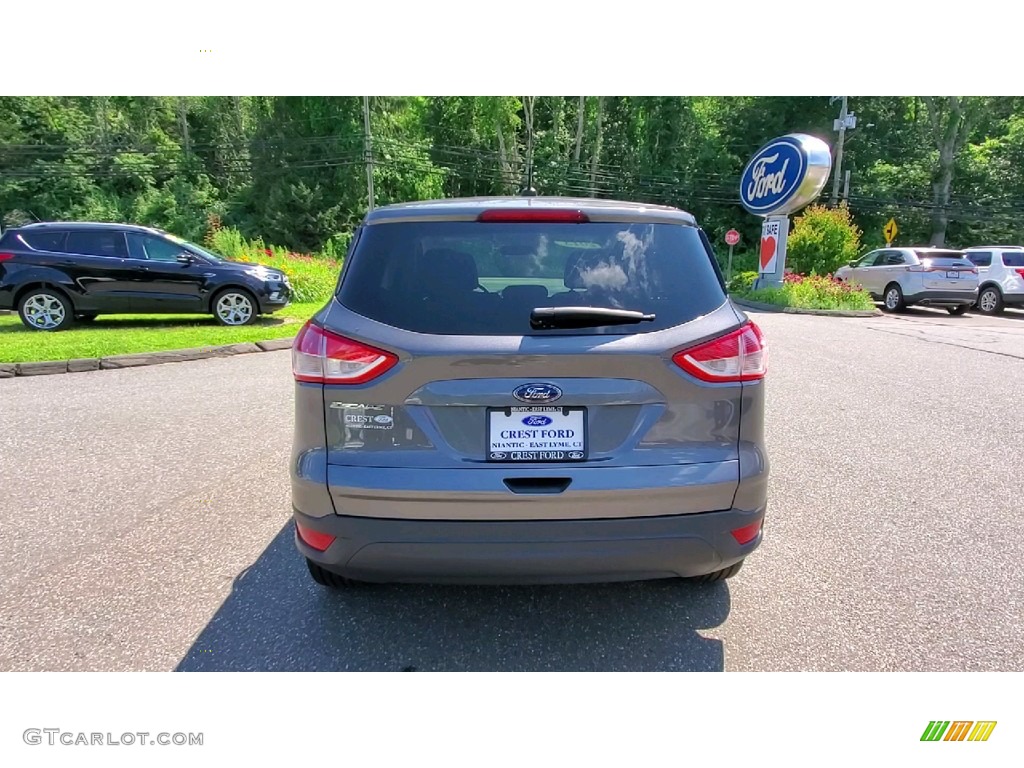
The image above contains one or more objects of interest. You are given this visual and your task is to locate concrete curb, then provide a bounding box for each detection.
[0,337,297,379]
[732,297,882,318]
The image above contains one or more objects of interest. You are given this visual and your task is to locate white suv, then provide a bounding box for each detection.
[834,247,979,314]
[962,246,1024,315]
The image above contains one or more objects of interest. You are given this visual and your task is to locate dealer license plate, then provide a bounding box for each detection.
[487,406,587,462]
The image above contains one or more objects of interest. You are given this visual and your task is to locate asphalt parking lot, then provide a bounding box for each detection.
[1,307,1023,671]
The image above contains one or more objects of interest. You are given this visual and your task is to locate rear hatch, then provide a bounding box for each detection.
[913,249,979,289]
[295,207,763,510]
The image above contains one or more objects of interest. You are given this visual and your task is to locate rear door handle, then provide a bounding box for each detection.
[503,478,572,495]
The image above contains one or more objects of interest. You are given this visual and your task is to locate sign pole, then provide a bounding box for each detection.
[727,244,734,284]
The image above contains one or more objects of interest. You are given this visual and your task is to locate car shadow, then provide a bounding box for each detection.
[176,525,731,672]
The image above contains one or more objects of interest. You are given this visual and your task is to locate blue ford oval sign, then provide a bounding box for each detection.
[513,383,562,404]
[522,415,553,426]
[739,134,832,217]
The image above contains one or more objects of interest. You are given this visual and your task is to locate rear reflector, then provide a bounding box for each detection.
[292,321,398,385]
[0,253,14,262]
[673,321,766,383]
[731,520,763,545]
[477,209,589,223]
[295,520,336,552]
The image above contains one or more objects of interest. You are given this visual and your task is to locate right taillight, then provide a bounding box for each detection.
[673,321,766,383]
[292,321,398,385]
[1015,268,1024,281]
[0,253,14,262]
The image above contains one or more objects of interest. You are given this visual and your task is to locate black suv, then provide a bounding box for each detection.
[0,222,292,330]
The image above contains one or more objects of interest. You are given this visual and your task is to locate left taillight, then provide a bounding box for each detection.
[0,253,15,262]
[673,321,766,383]
[291,320,398,385]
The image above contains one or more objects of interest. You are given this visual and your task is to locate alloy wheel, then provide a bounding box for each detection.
[23,293,66,330]
[215,292,254,325]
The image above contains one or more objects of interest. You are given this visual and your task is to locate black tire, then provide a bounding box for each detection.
[306,558,358,589]
[75,312,99,322]
[882,283,905,313]
[689,559,744,583]
[17,288,75,331]
[946,305,968,316]
[211,287,259,326]
[976,286,1004,315]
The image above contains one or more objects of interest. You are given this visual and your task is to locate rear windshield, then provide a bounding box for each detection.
[336,220,726,335]
[915,250,971,267]
[1002,252,1024,267]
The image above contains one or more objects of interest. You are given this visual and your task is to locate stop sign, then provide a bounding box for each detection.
[725,229,741,246]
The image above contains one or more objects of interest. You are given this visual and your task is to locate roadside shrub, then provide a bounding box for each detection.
[728,270,759,294]
[205,227,344,303]
[320,232,353,261]
[785,203,863,276]
[743,273,874,311]
[717,251,759,276]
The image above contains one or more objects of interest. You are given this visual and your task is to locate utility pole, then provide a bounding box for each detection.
[843,169,851,202]
[362,95,375,212]
[829,96,848,206]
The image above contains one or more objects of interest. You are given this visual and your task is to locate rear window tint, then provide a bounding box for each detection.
[66,230,128,258]
[15,231,67,251]
[1001,252,1024,267]
[967,252,992,267]
[337,221,725,335]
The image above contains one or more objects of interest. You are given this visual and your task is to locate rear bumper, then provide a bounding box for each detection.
[294,505,765,584]
[903,289,978,306]
[0,284,15,311]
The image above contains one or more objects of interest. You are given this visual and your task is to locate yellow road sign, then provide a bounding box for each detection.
[883,218,898,244]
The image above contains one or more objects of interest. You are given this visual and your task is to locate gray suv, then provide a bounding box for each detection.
[290,197,768,586]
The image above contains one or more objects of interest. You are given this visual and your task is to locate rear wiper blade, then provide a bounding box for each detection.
[530,306,656,330]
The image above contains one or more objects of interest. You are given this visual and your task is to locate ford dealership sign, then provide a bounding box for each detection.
[739,134,832,217]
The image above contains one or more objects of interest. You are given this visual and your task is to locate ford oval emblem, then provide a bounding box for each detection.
[739,134,832,217]
[513,383,562,404]
[522,415,553,426]
[373,415,393,425]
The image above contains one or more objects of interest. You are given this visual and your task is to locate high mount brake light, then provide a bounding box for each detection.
[477,209,589,223]
[673,321,767,383]
[291,321,398,385]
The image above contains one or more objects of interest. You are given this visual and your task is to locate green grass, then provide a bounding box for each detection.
[0,303,321,363]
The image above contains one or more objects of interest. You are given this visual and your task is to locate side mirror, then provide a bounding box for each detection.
[177,253,196,265]
[848,260,859,267]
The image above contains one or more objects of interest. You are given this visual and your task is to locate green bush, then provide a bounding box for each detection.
[204,227,344,304]
[717,251,759,276]
[742,274,874,311]
[785,203,863,276]
[728,271,759,294]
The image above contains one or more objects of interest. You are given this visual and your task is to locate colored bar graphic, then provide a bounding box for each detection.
[944,721,973,741]
[921,721,997,742]
[921,721,950,741]
[967,722,997,742]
